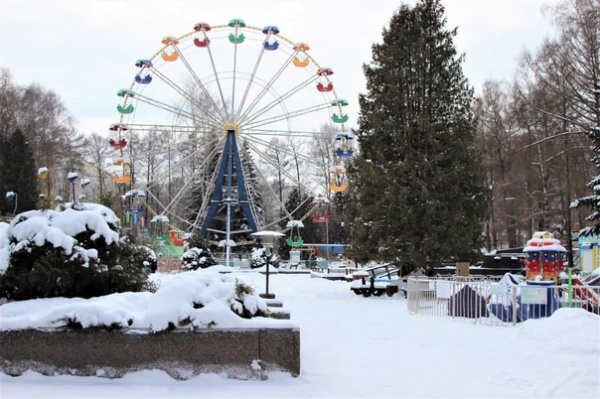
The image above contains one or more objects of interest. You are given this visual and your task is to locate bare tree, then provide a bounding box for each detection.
[308,124,339,198]
[80,133,113,202]
[475,80,522,248]
[511,0,598,252]
[0,69,83,207]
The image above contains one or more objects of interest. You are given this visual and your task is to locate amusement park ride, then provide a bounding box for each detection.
[522,231,567,282]
[494,230,600,319]
[108,19,355,262]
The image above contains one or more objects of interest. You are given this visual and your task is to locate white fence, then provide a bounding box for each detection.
[406,276,600,326]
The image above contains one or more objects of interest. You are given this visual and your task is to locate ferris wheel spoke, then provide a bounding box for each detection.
[148,66,225,126]
[244,134,320,166]
[234,31,287,121]
[140,145,221,228]
[199,38,230,118]
[131,93,221,128]
[190,168,219,236]
[139,143,221,190]
[232,45,266,121]
[145,189,194,229]
[244,102,332,130]
[169,44,227,122]
[230,25,247,118]
[245,144,320,229]
[245,139,318,190]
[244,133,311,160]
[252,158,293,221]
[236,50,298,123]
[244,127,337,139]
[237,74,318,126]
[124,124,222,139]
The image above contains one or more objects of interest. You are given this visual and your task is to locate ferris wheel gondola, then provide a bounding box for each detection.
[285,220,304,247]
[312,195,330,223]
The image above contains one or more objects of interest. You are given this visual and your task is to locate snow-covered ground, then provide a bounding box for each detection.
[1,270,599,398]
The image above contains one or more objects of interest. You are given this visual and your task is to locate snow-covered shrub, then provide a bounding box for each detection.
[146,272,270,331]
[0,204,155,301]
[0,270,272,332]
[180,233,218,270]
[181,247,218,270]
[139,245,158,273]
[249,246,280,269]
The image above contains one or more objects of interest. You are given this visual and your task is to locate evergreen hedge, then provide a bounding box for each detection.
[0,205,155,301]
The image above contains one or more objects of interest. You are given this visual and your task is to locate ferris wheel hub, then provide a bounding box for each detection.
[223,122,240,134]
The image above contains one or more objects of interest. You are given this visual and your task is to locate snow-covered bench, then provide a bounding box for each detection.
[350,263,400,297]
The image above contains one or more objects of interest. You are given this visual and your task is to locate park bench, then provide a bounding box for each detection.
[350,263,400,297]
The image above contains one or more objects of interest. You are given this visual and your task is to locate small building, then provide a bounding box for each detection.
[578,233,600,274]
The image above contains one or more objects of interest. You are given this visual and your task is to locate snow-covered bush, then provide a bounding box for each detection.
[0,269,272,332]
[249,246,280,269]
[180,233,218,270]
[139,245,158,273]
[181,247,218,270]
[0,203,155,301]
[146,272,270,331]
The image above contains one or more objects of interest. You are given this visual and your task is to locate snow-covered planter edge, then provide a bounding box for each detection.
[0,327,300,379]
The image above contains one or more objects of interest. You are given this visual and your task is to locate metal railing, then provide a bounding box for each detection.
[407,276,600,326]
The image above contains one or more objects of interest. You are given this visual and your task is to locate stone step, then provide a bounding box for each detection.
[268,307,290,320]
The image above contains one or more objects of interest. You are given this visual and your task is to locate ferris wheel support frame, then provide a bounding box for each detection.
[201,129,258,263]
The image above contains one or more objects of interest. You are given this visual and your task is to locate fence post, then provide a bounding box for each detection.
[511,286,518,326]
[456,262,470,277]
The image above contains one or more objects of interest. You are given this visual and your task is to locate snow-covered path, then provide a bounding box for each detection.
[1,272,599,398]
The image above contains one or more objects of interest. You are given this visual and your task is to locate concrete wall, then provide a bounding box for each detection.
[0,328,300,380]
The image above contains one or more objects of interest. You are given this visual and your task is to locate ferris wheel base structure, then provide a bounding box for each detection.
[200,129,258,238]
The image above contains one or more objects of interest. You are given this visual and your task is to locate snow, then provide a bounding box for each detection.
[1,208,599,397]
[1,270,599,398]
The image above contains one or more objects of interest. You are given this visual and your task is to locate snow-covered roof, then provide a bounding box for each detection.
[151,215,170,223]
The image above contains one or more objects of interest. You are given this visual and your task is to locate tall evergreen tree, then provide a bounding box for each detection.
[0,129,38,215]
[574,84,600,236]
[346,0,488,271]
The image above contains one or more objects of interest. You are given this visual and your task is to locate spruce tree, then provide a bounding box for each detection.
[346,0,488,271]
[573,85,600,236]
[0,129,38,215]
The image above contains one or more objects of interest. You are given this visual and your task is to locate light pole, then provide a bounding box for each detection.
[251,230,284,299]
[67,172,78,204]
[5,191,17,215]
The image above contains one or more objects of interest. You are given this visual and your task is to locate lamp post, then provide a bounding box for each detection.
[251,230,284,299]
[67,172,79,204]
[5,191,17,215]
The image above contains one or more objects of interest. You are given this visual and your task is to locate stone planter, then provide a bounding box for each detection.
[0,327,300,380]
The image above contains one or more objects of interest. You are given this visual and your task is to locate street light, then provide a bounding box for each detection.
[5,191,17,215]
[251,230,284,299]
[67,172,79,204]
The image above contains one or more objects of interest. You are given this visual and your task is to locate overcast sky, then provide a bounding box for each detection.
[0,0,561,135]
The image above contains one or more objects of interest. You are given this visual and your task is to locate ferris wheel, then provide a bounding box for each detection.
[109,19,353,246]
